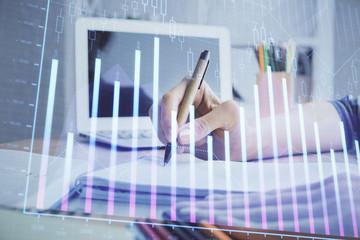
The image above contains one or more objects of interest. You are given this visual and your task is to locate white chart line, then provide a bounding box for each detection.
[60,132,74,212]
[356,140,360,176]
[170,110,177,221]
[107,81,120,216]
[267,65,283,231]
[330,149,344,236]
[240,106,250,228]
[129,49,141,217]
[339,122,358,238]
[36,59,58,209]
[25,0,50,213]
[189,105,196,223]
[313,122,330,235]
[224,130,232,226]
[85,58,101,213]
[150,37,160,219]
[298,104,315,234]
[282,78,299,232]
[207,136,215,225]
[254,84,267,229]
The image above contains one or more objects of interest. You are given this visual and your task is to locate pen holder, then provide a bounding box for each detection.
[256,72,293,117]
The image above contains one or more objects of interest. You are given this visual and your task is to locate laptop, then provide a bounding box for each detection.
[75,18,232,148]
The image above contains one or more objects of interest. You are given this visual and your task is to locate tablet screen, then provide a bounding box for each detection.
[87,31,221,118]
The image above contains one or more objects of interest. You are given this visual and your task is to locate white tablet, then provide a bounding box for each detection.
[75,17,232,148]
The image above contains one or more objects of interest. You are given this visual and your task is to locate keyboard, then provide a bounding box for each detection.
[80,129,163,148]
[97,129,153,139]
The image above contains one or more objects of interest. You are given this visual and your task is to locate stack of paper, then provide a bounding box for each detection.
[74,152,357,204]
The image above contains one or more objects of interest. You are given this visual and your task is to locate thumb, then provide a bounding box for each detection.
[177,119,211,145]
[178,100,240,145]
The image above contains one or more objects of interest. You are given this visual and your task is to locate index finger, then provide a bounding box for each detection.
[162,76,191,115]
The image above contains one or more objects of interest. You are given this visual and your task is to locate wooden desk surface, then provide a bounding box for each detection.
[0,138,60,155]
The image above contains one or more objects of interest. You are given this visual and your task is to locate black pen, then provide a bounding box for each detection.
[164,50,210,165]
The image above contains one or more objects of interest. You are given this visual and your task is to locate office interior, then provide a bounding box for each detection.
[0,0,359,239]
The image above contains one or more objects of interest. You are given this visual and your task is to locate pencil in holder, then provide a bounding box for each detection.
[256,72,293,117]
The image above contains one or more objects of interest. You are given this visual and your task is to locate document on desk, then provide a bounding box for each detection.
[0,149,89,210]
[73,152,359,204]
[1,149,358,209]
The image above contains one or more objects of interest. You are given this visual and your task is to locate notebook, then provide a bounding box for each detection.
[73,152,357,204]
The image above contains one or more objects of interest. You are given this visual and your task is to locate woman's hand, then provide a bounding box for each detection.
[150,76,242,160]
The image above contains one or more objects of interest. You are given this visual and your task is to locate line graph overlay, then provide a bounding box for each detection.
[24,0,51,213]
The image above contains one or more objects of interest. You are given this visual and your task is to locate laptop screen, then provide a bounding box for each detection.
[88,30,221,118]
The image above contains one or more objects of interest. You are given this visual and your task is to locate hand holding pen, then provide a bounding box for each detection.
[148,50,241,163]
[163,50,211,164]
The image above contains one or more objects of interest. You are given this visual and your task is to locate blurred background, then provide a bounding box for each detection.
[0,0,360,145]
[1,0,359,146]
[0,1,360,238]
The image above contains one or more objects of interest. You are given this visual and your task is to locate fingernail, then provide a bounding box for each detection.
[164,128,171,141]
[179,128,190,137]
[178,126,190,144]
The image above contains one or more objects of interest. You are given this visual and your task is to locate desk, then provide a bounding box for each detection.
[0,208,137,240]
[0,137,358,239]
[0,138,141,240]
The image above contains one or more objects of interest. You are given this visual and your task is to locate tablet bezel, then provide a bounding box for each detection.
[75,17,232,132]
